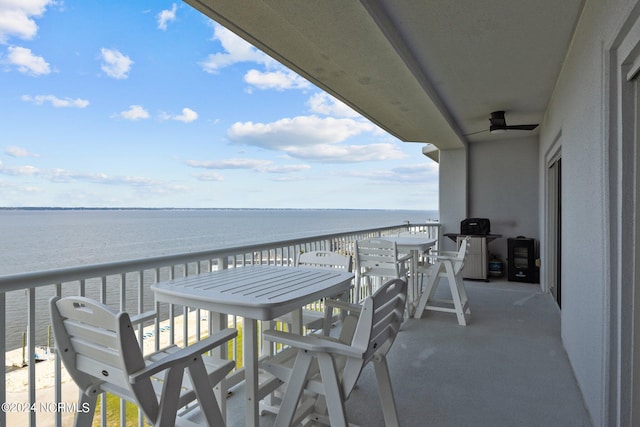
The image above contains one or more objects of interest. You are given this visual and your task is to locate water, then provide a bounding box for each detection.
[0,208,437,351]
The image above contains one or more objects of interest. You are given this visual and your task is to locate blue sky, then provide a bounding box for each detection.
[0,1,438,209]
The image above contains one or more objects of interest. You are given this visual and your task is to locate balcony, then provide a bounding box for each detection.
[0,222,591,426]
[226,277,592,426]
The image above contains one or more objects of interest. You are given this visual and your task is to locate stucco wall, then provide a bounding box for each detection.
[538,0,638,424]
[468,137,539,262]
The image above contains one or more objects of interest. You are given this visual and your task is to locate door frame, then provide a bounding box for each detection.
[607,9,640,424]
[544,134,562,304]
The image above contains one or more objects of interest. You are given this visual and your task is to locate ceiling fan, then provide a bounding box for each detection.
[488,110,538,133]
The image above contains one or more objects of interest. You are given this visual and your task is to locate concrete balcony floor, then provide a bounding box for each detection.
[226,279,593,427]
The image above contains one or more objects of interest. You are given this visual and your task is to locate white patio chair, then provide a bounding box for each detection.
[354,238,410,302]
[413,236,472,325]
[274,251,352,335]
[49,296,236,427]
[262,278,407,427]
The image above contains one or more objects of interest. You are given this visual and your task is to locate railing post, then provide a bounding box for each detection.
[0,292,5,427]
[54,284,63,427]
[224,256,230,269]
[27,288,36,427]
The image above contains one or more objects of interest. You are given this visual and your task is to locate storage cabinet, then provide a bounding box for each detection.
[457,236,487,281]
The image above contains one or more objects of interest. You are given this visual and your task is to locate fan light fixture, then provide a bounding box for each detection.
[489,111,538,133]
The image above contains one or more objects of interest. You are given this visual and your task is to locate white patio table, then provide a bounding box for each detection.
[384,235,437,315]
[151,265,354,427]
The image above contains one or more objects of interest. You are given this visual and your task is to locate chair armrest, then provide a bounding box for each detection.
[432,255,458,262]
[325,299,362,314]
[397,253,412,262]
[427,251,459,262]
[429,250,458,257]
[129,328,237,384]
[263,329,362,358]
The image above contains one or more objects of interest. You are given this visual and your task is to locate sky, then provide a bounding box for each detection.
[0,1,438,210]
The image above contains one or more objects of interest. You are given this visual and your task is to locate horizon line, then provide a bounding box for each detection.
[0,206,438,212]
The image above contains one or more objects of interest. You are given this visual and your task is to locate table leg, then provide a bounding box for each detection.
[407,250,419,317]
[291,308,303,335]
[244,318,259,427]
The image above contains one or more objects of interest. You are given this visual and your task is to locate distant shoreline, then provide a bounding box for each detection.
[0,207,436,212]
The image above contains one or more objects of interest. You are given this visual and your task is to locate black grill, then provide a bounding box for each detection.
[460,218,491,236]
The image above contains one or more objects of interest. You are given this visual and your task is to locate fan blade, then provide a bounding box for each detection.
[505,124,539,131]
[464,129,490,136]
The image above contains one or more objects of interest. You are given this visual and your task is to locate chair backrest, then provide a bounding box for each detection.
[355,238,401,278]
[50,296,159,422]
[454,236,471,275]
[296,250,352,272]
[341,278,407,397]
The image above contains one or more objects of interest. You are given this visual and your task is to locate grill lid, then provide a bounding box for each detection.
[460,218,490,235]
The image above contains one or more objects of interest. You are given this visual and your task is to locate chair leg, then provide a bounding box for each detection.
[73,391,97,427]
[274,351,314,427]
[187,357,225,426]
[455,273,471,315]
[157,365,186,427]
[373,355,400,427]
[445,265,467,326]
[414,262,442,318]
[317,353,348,427]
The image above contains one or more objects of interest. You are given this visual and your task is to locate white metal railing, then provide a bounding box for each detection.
[0,222,439,427]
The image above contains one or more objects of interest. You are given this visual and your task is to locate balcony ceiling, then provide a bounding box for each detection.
[184,0,584,150]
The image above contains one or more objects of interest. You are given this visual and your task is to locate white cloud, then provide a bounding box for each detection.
[0,161,39,176]
[226,115,401,162]
[7,46,50,75]
[262,164,311,173]
[308,93,360,118]
[5,146,39,157]
[244,69,310,91]
[186,158,310,174]
[286,142,406,163]
[53,171,188,194]
[161,107,198,123]
[0,0,52,43]
[21,94,89,108]
[228,116,376,147]
[200,24,271,73]
[0,161,186,193]
[194,172,224,182]
[199,24,312,94]
[347,163,439,183]
[157,3,177,31]
[100,48,133,79]
[391,163,439,176]
[188,158,271,170]
[118,105,150,121]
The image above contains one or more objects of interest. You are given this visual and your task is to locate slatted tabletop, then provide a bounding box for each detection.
[151,265,354,320]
